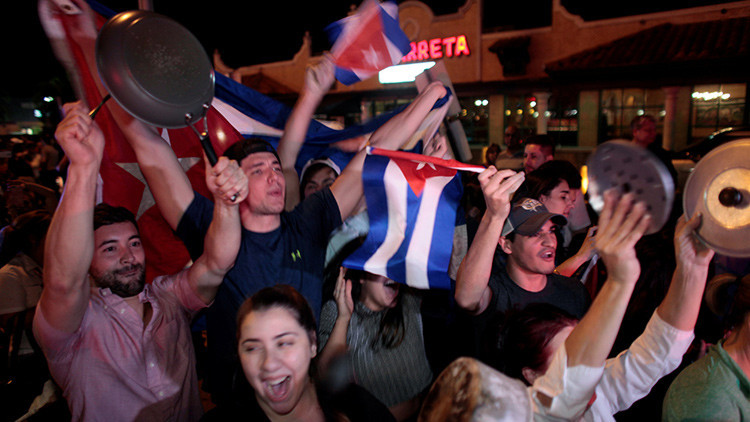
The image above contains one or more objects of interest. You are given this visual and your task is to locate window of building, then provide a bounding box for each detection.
[503,93,578,146]
[458,96,490,145]
[546,92,579,147]
[503,95,536,141]
[600,88,665,142]
[690,83,746,141]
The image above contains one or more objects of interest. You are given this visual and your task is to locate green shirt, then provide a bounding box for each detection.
[663,340,750,421]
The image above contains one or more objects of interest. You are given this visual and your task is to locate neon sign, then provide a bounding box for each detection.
[401,35,471,63]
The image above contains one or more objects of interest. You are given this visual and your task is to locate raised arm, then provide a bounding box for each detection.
[656,213,714,330]
[317,267,354,374]
[277,56,336,211]
[186,156,247,304]
[36,102,104,333]
[454,167,525,315]
[329,82,448,221]
[564,190,651,368]
[65,0,195,229]
[554,225,597,278]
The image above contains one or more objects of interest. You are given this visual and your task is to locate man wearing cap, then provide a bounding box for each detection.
[455,167,590,360]
[106,50,449,401]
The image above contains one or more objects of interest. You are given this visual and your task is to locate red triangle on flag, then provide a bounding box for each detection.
[334,6,392,73]
[392,158,457,197]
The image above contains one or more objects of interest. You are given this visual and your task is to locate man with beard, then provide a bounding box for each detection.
[32,102,247,421]
[455,167,590,361]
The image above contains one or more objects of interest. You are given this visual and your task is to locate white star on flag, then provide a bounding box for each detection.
[116,157,201,219]
[363,44,383,68]
[416,161,437,171]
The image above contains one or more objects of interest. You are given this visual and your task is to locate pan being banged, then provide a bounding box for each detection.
[96,10,214,129]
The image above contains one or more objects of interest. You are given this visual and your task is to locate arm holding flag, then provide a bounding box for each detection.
[455,167,525,315]
[329,81,447,221]
[278,56,336,211]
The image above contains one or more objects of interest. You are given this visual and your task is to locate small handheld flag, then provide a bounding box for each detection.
[343,147,483,289]
[326,0,412,85]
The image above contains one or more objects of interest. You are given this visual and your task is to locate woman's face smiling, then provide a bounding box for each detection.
[238,306,316,417]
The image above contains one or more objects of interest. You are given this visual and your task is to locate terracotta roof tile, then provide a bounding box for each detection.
[545,17,750,74]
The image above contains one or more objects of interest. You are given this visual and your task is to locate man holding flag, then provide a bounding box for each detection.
[59,0,449,404]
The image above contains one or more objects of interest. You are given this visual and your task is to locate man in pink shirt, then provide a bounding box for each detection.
[32,102,248,421]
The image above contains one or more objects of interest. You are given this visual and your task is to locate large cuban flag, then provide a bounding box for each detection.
[326,0,412,85]
[37,0,410,280]
[343,147,483,290]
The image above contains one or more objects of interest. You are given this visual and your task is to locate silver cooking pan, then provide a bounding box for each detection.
[94,10,219,164]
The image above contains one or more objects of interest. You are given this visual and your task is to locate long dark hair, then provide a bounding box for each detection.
[513,160,581,202]
[706,273,750,337]
[494,303,578,385]
[347,268,406,349]
[236,284,318,347]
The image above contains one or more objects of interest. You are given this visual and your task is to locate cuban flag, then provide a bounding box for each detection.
[343,147,483,290]
[37,0,409,280]
[326,0,412,85]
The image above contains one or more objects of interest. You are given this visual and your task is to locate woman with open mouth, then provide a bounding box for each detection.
[317,269,433,421]
[201,285,393,421]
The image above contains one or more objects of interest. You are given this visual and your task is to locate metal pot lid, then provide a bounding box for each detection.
[96,10,214,128]
[586,140,675,235]
[683,138,750,257]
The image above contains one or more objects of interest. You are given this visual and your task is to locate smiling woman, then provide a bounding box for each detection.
[200,285,394,422]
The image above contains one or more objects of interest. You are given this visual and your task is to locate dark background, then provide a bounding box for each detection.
[1,0,734,101]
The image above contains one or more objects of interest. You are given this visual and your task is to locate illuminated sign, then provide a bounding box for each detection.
[401,35,471,63]
[379,61,436,84]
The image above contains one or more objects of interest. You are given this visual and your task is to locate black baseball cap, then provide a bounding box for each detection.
[502,198,567,237]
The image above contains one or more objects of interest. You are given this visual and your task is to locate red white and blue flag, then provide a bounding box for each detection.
[326,0,411,85]
[40,0,448,281]
[343,147,483,290]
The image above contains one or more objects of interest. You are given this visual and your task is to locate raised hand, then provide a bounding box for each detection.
[594,190,651,286]
[424,133,450,159]
[205,156,248,205]
[674,213,714,272]
[55,101,105,168]
[333,267,354,321]
[304,54,336,99]
[478,167,525,221]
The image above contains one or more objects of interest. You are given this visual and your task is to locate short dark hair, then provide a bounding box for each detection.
[525,134,555,156]
[494,303,578,385]
[93,203,138,232]
[236,285,317,346]
[515,160,582,202]
[223,138,281,165]
[630,114,656,133]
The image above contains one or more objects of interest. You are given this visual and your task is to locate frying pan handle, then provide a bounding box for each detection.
[188,112,237,202]
[89,94,112,119]
[187,110,219,166]
[200,134,219,166]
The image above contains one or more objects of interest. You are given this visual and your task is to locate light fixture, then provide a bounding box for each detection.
[378,62,436,84]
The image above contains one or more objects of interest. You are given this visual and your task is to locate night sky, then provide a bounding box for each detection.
[1,0,734,101]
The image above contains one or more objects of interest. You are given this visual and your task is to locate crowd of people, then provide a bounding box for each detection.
[1,1,748,421]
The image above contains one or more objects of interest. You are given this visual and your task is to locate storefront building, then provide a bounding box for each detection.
[214,0,750,166]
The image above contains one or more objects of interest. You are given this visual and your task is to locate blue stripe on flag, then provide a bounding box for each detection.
[380,1,411,56]
[343,153,461,290]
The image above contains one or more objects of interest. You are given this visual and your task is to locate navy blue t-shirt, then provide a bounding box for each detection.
[176,187,342,403]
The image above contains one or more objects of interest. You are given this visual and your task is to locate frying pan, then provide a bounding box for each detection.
[93,10,218,165]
